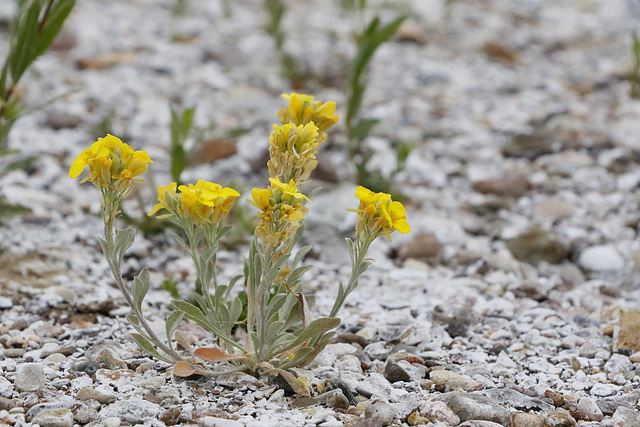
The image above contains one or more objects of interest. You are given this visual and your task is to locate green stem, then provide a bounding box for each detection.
[102,198,185,363]
[329,235,373,318]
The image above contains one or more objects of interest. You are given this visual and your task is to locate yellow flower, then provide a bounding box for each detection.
[70,134,153,193]
[354,186,390,209]
[248,188,271,212]
[379,198,410,240]
[280,203,307,222]
[69,140,110,181]
[149,182,179,217]
[269,177,310,202]
[269,123,319,159]
[279,93,339,133]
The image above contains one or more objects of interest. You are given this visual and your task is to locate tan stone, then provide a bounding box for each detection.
[615,310,640,352]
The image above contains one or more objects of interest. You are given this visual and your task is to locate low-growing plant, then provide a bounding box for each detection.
[344,1,410,198]
[631,32,640,99]
[69,94,410,391]
[0,0,75,217]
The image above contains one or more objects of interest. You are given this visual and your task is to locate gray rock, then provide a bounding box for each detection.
[430,370,480,392]
[384,360,411,383]
[364,401,395,426]
[446,392,509,424]
[544,409,576,427]
[590,383,620,397]
[485,388,554,411]
[97,396,161,423]
[96,348,127,370]
[610,406,640,427]
[15,363,46,391]
[503,133,553,160]
[578,342,599,358]
[31,408,74,427]
[604,353,633,374]
[4,348,26,358]
[419,400,460,425]
[76,387,117,404]
[459,421,504,427]
[576,397,603,421]
[325,390,350,410]
[506,227,568,265]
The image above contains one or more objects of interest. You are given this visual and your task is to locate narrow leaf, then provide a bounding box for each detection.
[193,347,252,363]
[130,333,173,364]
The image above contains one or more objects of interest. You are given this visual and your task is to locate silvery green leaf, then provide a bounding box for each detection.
[165,311,184,343]
[125,313,139,326]
[130,333,173,364]
[287,265,312,286]
[297,331,336,369]
[131,268,151,311]
[114,228,136,259]
[291,245,312,268]
[172,300,223,337]
[97,236,112,255]
[265,321,285,342]
[229,297,243,324]
[169,231,189,251]
[345,238,355,266]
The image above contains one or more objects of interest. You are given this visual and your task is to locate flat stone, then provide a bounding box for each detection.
[506,227,568,265]
[398,233,443,261]
[31,408,74,427]
[3,348,26,358]
[472,176,531,198]
[15,363,46,392]
[419,400,460,425]
[446,393,509,424]
[76,387,117,404]
[430,370,480,392]
[590,383,621,397]
[484,388,553,411]
[508,412,544,427]
[544,409,577,427]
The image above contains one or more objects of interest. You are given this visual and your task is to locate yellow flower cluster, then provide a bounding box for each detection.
[149,180,240,225]
[277,92,339,143]
[269,92,339,183]
[248,177,309,249]
[351,186,410,242]
[69,134,153,194]
[251,93,339,252]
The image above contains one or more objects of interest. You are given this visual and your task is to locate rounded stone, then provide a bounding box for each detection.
[15,363,46,392]
[364,401,395,426]
[325,390,350,410]
[578,245,624,271]
[31,408,74,427]
[544,409,577,427]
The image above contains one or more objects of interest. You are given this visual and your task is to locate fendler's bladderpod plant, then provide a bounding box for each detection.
[70,94,410,394]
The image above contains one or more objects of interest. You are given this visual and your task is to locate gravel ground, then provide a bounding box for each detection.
[1,0,640,426]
